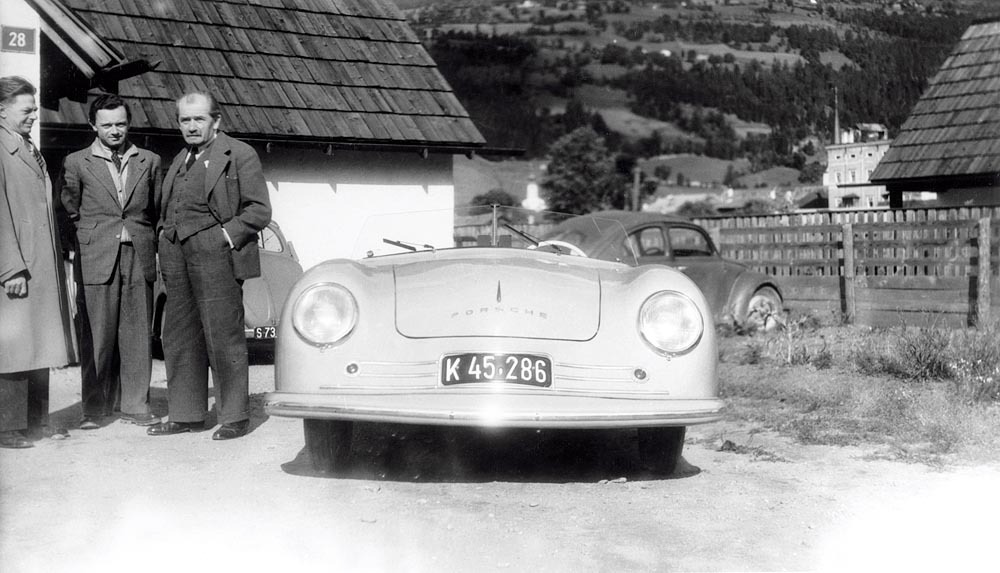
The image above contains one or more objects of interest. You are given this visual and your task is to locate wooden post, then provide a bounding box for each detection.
[843,223,855,323]
[978,217,991,326]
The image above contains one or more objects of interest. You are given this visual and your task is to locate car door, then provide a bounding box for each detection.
[664,225,740,321]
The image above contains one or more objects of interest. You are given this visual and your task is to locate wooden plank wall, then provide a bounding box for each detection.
[695,207,1000,328]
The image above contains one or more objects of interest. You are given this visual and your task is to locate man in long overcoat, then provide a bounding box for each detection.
[0,76,76,448]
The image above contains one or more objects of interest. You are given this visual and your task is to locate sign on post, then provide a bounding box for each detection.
[1,26,37,54]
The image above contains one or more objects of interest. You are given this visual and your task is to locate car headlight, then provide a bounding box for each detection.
[292,283,358,346]
[638,291,704,355]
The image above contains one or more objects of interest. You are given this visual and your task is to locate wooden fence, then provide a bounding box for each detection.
[694,206,1000,328]
[454,206,1000,327]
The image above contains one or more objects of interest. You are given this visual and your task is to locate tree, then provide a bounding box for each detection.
[471,188,518,208]
[676,199,718,218]
[798,162,826,184]
[541,127,616,215]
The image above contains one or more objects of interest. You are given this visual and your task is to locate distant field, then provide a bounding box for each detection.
[438,23,534,35]
[642,154,750,187]
[599,108,692,140]
[734,166,802,188]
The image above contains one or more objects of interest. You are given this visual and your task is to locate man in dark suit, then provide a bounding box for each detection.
[61,94,162,429]
[147,92,270,440]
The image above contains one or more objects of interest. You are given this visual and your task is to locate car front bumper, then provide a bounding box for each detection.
[264,390,724,429]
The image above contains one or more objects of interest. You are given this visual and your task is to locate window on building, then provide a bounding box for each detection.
[850,170,857,183]
[836,172,842,183]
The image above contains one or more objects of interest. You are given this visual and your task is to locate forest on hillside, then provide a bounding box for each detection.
[423,2,979,182]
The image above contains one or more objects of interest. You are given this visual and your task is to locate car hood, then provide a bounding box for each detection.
[393,256,601,341]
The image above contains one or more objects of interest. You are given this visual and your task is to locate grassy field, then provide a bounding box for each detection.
[718,316,1000,466]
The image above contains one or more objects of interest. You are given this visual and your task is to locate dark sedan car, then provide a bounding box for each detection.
[152,220,304,356]
[544,211,783,329]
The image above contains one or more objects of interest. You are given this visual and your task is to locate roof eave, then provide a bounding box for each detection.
[28,0,151,84]
[41,124,523,157]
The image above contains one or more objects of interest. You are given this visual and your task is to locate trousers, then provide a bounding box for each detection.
[158,225,249,425]
[78,243,153,417]
[0,369,48,433]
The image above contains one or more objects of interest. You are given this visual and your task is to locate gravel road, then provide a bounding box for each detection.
[1,360,996,572]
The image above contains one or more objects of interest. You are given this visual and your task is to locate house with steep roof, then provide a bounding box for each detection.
[18,0,502,269]
[870,19,1000,208]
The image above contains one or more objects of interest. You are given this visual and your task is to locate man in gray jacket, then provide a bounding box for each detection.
[61,94,162,429]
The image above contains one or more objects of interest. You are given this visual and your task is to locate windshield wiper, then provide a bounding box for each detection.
[383,238,435,252]
[503,223,539,246]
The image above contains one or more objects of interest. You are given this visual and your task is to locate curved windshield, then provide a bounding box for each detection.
[351,205,637,265]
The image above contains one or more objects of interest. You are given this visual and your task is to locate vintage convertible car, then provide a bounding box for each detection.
[264,206,724,475]
[544,211,783,330]
[152,220,303,356]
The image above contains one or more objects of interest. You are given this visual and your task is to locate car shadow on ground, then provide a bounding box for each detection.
[280,423,702,483]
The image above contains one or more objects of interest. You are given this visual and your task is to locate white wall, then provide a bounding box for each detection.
[262,148,455,270]
[0,0,41,143]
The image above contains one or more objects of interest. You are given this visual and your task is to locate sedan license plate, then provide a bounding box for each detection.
[441,353,552,387]
[254,326,276,340]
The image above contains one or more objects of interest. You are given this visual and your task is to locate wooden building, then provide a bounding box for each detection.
[871,19,1000,209]
[27,0,499,269]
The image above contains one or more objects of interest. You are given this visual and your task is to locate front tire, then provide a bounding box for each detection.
[638,426,686,475]
[303,419,353,474]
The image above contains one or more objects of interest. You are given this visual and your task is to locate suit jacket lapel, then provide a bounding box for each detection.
[204,134,230,200]
[83,154,119,205]
[161,150,185,212]
[122,152,146,207]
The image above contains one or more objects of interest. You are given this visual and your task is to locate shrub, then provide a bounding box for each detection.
[849,322,952,381]
[738,340,764,365]
[895,324,953,380]
[948,321,1000,403]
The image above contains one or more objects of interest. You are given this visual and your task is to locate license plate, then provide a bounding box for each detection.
[441,353,552,387]
[253,326,276,339]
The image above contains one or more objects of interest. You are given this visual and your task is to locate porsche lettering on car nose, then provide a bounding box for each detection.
[450,306,549,319]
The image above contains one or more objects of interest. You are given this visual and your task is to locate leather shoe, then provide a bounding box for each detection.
[212,420,250,441]
[120,412,162,426]
[0,431,32,449]
[147,421,203,436]
[79,417,100,430]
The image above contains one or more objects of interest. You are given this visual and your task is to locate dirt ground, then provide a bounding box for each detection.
[1,359,997,572]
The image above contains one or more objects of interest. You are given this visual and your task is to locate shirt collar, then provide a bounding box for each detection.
[191,137,215,157]
[90,139,136,161]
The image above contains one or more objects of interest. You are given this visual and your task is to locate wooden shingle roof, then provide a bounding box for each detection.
[870,20,1000,186]
[43,0,485,150]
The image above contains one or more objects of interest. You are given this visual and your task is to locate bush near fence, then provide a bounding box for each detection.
[694,207,1000,328]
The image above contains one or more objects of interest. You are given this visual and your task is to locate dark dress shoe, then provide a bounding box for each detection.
[147,421,204,436]
[0,431,32,449]
[120,412,162,426]
[79,417,100,430]
[212,420,250,441]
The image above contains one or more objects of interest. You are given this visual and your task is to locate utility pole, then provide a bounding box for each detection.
[632,166,641,211]
[834,85,840,145]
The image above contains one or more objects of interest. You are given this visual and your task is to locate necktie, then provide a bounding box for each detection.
[24,137,45,173]
[185,146,198,171]
[111,152,122,173]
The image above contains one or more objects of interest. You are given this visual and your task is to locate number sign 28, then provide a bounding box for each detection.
[1,27,36,54]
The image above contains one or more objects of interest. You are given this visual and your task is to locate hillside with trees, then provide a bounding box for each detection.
[406,0,997,209]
